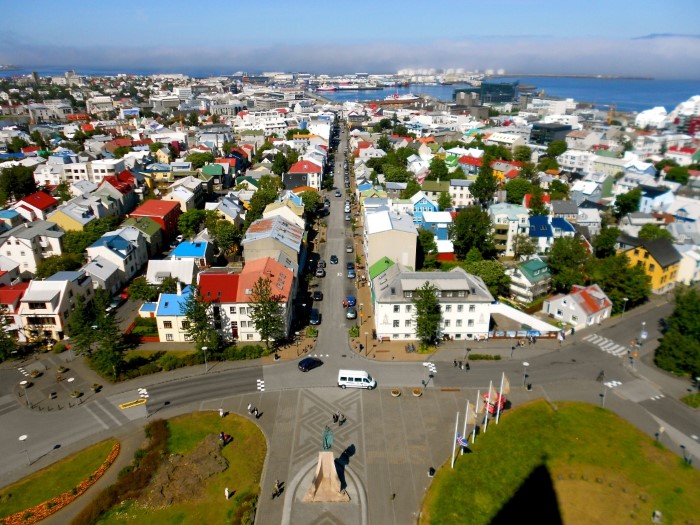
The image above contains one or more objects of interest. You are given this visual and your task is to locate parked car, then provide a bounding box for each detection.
[315,267,325,278]
[330,255,338,264]
[105,295,126,314]
[335,190,342,197]
[318,259,326,268]
[347,262,355,271]
[313,291,323,301]
[346,295,356,307]
[346,243,353,253]
[344,205,350,213]
[345,214,351,221]
[310,308,321,325]
[298,356,323,372]
[346,307,357,319]
[347,268,356,279]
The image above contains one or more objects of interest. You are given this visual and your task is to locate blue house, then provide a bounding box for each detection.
[410,191,438,223]
[529,216,576,253]
[170,241,215,269]
[420,211,453,241]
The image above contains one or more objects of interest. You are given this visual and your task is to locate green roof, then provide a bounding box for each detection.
[421,180,449,192]
[369,257,395,280]
[595,150,620,158]
[518,259,551,283]
[202,164,224,176]
[122,216,161,236]
[236,175,259,188]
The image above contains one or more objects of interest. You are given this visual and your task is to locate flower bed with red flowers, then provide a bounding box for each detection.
[2,442,120,525]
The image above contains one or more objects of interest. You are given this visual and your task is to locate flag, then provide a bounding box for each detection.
[501,374,510,395]
[456,433,469,447]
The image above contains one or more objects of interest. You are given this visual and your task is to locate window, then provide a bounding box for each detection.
[571,315,578,322]
[457,305,463,313]
[445,305,452,312]
[181,321,190,330]
[165,333,173,341]
[393,305,400,313]
[468,319,474,327]
[393,320,399,328]
[456,320,462,327]
[229,306,236,314]
[405,320,411,327]
[444,320,450,327]
[405,305,412,313]
[649,263,656,272]
[240,321,247,328]
[469,305,475,313]
[163,321,172,329]
[556,309,563,317]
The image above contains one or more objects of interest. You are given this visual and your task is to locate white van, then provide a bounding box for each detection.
[338,369,376,389]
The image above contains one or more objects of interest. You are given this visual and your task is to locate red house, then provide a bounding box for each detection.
[129,200,181,240]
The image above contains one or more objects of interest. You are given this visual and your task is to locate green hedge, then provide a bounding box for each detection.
[469,354,502,361]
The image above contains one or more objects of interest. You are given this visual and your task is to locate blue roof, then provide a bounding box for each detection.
[0,153,24,160]
[551,217,576,232]
[89,235,132,256]
[172,241,208,258]
[0,210,19,219]
[156,285,192,316]
[140,303,157,312]
[46,271,83,281]
[529,215,553,238]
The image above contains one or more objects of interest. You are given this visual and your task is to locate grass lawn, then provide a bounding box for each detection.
[125,350,196,360]
[681,392,700,408]
[0,439,118,518]
[421,401,700,525]
[99,412,266,525]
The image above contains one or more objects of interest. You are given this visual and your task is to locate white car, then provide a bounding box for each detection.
[344,205,350,213]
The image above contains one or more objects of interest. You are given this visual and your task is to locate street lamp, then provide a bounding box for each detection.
[680,444,692,465]
[202,346,208,374]
[359,303,363,327]
[640,321,647,345]
[18,434,30,465]
[522,361,530,387]
[20,380,30,408]
[622,297,628,314]
[365,332,369,357]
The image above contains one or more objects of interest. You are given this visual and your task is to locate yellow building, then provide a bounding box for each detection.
[619,237,680,294]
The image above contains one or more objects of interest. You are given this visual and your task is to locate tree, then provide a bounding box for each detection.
[0,305,18,362]
[245,175,282,228]
[35,253,83,279]
[437,191,452,211]
[463,260,511,297]
[519,162,539,183]
[377,135,392,152]
[148,141,163,153]
[592,226,621,259]
[513,233,537,260]
[30,130,47,150]
[417,229,438,269]
[212,220,242,257]
[400,179,421,199]
[412,281,442,349]
[271,151,290,175]
[90,292,126,380]
[450,206,493,259]
[65,295,95,357]
[654,286,700,377]
[586,254,651,314]
[426,157,448,182]
[7,136,28,153]
[55,182,71,202]
[0,165,38,205]
[470,155,497,207]
[546,140,567,158]
[513,145,532,163]
[181,284,216,352]
[528,186,549,217]
[536,157,559,172]
[639,223,673,242]
[248,277,286,350]
[505,178,532,204]
[186,152,215,169]
[285,128,309,140]
[299,190,321,217]
[187,112,199,126]
[614,187,642,219]
[112,146,133,159]
[549,179,570,200]
[665,166,689,185]
[372,118,392,133]
[128,276,159,302]
[547,237,590,293]
[177,209,206,239]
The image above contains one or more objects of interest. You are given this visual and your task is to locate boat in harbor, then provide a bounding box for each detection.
[384,92,420,101]
[316,84,337,91]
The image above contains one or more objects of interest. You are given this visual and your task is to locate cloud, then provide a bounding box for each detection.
[2,36,700,79]
[633,33,700,40]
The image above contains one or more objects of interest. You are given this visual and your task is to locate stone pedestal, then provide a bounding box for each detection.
[303,451,350,502]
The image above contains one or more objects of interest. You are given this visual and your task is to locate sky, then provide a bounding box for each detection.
[1,0,700,78]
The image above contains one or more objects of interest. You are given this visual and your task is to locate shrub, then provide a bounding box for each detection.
[222,344,267,361]
[158,354,186,371]
[306,327,318,338]
[52,341,68,354]
[348,325,359,337]
[469,353,502,361]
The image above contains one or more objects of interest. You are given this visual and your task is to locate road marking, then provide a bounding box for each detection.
[119,398,147,409]
[584,335,629,358]
[257,379,265,392]
[603,380,622,388]
[423,362,437,373]
[83,405,110,430]
[93,400,125,426]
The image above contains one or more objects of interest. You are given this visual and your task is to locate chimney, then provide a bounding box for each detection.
[176,281,182,295]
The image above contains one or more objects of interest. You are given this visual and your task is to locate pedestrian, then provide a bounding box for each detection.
[219,407,224,418]
[253,407,259,418]
[465,362,470,371]
[332,412,339,423]
[219,431,225,442]
[459,360,463,370]
[247,403,253,414]
[339,413,346,425]
[453,359,458,368]
[225,487,229,500]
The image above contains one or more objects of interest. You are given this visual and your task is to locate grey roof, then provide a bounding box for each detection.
[450,179,474,188]
[385,182,408,190]
[0,221,64,242]
[551,200,578,215]
[641,238,681,268]
[83,257,120,281]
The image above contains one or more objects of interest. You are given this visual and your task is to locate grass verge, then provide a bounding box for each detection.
[681,391,700,408]
[0,439,117,519]
[98,412,265,525]
[421,400,700,525]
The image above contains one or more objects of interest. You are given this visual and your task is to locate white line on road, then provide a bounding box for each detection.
[93,400,123,427]
[83,405,110,430]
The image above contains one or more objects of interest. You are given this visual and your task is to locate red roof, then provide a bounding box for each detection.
[101,174,134,195]
[0,282,29,308]
[288,160,321,174]
[199,272,239,303]
[238,257,293,302]
[570,285,612,315]
[524,193,551,208]
[131,199,180,217]
[504,169,520,179]
[668,146,697,155]
[18,191,58,211]
[458,155,482,167]
[215,158,237,168]
[81,124,95,132]
[21,145,40,153]
[292,186,318,194]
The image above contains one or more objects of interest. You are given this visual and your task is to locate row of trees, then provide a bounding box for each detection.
[654,286,700,378]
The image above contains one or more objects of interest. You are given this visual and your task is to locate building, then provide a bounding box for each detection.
[371,265,493,341]
[542,284,612,330]
[617,236,680,294]
[530,123,572,145]
[489,203,529,257]
[506,258,552,304]
[241,215,305,265]
[0,221,64,276]
[363,210,418,268]
[284,160,323,191]
[129,199,182,242]
[11,191,59,222]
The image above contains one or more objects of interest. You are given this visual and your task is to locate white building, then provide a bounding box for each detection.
[0,221,64,276]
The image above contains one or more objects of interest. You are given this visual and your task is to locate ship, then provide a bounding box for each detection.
[384,92,420,102]
[316,84,337,91]
[0,65,19,71]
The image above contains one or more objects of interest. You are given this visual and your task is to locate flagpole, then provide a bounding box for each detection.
[472,389,480,444]
[496,372,505,424]
[483,380,492,433]
[461,397,469,455]
[451,411,459,468]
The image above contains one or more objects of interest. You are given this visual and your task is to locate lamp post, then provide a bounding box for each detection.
[680,444,692,465]
[622,297,628,314]
[522,361,530,388]
[18,434,30,465]
[365,332,369,357]
[20,380,30,408]
[202,346,208,374]
[640,321,647,345]
[295,331,300,355]
[359,303,363,327]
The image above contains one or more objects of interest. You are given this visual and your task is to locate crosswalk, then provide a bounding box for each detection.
[423,362,437,374]
[583,334,629,357]
[257,379,265,392]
